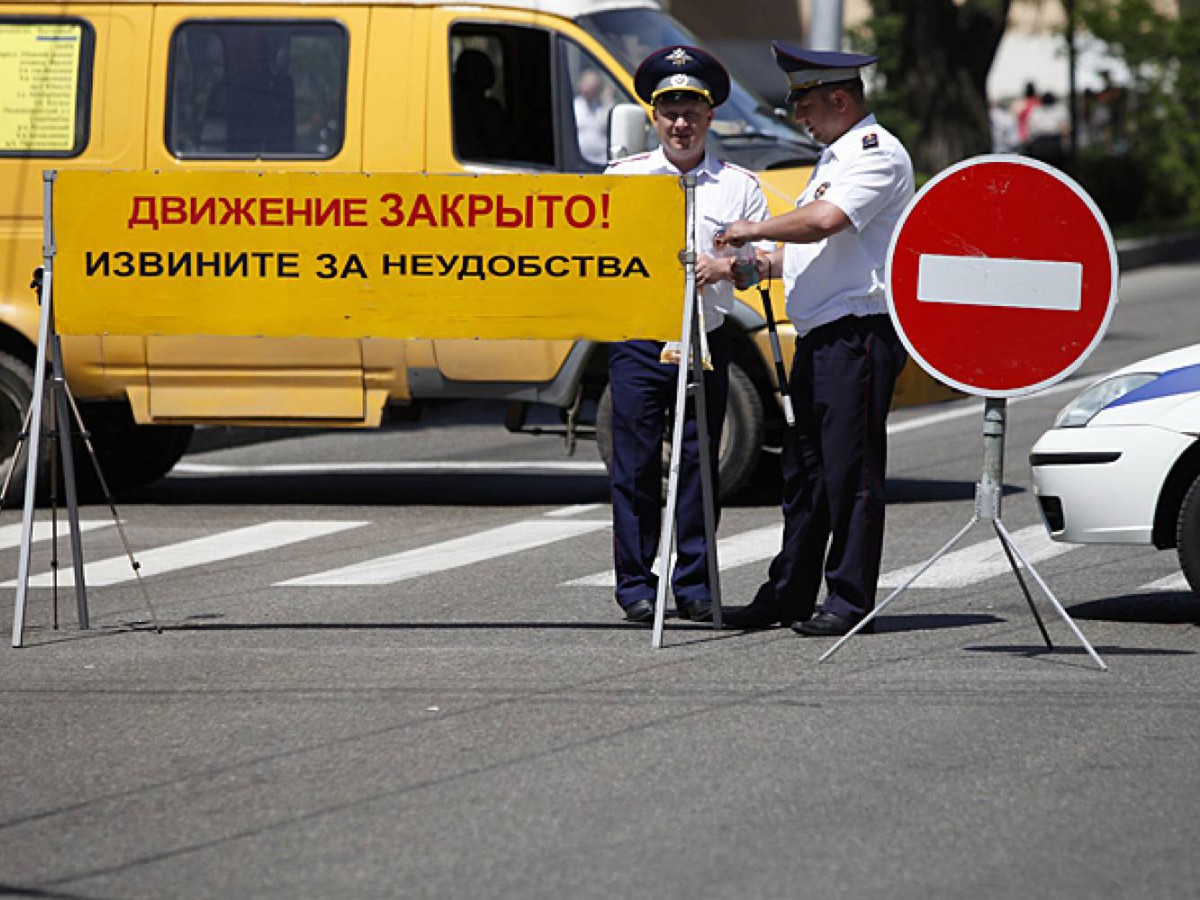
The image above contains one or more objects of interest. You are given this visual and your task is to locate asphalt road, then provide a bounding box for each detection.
[0,258,1197,899]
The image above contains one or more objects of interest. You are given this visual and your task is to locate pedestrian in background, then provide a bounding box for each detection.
[1014,81,1040,145]
[604,45,770,624]
[717,44,913,636]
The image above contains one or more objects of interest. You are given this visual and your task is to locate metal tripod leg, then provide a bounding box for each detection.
[50,340,89,630]
[820,514,981,662]
[56,363,161,634]
[689,312,721,630]
[994,519,1106,671]
[0,404,34,509]
[993,520,1053,649]
[652,173,703,649]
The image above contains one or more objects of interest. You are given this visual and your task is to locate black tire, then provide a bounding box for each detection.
[0,350,35,496]
[1177,471,1200,599]
[0,353,191,502]
[74,403,193,497]
[595,361,765,502]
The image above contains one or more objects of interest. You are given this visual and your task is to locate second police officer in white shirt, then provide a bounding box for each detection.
[719,44,914,637]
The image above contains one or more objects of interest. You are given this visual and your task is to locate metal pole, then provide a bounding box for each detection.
[689,300,722,628]
[978,397,1005,521]
[12,171,58,647]
[807,0,844,50]
[652,173,698,649]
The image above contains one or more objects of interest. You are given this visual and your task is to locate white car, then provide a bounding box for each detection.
[1030,343,1200,598]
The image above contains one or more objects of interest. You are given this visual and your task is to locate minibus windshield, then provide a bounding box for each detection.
[578,8,820,169]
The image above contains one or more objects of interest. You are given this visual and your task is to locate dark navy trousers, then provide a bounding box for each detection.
[608,326,731,609]
[753,313,906,623]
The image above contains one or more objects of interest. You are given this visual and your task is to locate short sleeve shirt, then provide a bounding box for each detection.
[782,114,914,335]
[607,147,769,331]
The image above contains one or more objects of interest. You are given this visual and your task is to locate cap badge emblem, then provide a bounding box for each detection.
[666,48,692,67]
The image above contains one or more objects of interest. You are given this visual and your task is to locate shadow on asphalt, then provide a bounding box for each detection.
[966,644,1195,658]
[867,612,1003,633]
[1068,592,1200,625]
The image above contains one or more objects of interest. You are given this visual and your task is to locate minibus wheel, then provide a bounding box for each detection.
[595,361,765,501]
[74,402,193,497]
[0,350,34,495]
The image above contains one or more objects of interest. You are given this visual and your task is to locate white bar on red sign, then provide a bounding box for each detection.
[916,254,1083,311]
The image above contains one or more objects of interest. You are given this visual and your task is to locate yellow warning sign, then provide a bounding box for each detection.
[53,170,687,341]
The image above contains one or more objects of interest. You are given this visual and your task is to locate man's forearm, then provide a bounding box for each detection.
[745,200,850,245]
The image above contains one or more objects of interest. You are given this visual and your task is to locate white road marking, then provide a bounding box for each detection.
[561,523,783,587]
[1140,572,1190,593]
[878,524,1074,589]
[280,519,610,586]
[545,504,605,518]
[172,460,606,476]
[0,520,112,550]
[886,374,1090,436]
[6,521,367,588]
[918,254,1082,311]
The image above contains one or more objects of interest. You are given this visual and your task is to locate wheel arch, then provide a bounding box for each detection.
[0,323,36,369]
[1152,438,1200,549]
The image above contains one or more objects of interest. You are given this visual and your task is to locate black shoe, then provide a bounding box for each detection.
[677,598,713,622]
[722,599,794,630]
[622,598,655,623]
[792,610,873,637]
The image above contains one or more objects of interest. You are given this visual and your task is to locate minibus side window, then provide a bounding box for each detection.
[0,18,95,158]
[557,38,634,171]
[450,24,553,169]
[168,20,347,159]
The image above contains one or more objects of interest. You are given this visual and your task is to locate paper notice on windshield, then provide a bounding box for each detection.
[0,23,83,152]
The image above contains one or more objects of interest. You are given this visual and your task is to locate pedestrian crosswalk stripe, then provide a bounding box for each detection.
[877,524,1073,589]
[5,521,367,588]
[561,523,782,587]
[1141,571,1190,593]
[0,520,112,550]
[4,514,1176,596]
[279,519,610,586]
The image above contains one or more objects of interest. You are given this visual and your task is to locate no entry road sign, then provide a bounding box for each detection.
[886,155,1119,397]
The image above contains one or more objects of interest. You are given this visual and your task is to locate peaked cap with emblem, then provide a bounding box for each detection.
[634,45,731,107]
[772,42,876,103]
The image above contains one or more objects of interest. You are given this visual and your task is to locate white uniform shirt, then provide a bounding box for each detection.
[782,114,914,335]
[607,147,770,331]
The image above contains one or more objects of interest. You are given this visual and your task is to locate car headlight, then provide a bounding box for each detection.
[1054,373,1158,427]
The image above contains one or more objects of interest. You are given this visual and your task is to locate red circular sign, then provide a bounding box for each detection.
[887,155,1118,397]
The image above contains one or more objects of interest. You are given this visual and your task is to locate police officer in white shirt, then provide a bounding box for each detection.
[718,44,914,637]
[605,46,769,624]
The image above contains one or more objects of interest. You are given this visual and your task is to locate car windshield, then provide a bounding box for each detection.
[577,8,820,169]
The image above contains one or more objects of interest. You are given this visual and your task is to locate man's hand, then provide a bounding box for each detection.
[695,252,732,288]
[713,219,758,248]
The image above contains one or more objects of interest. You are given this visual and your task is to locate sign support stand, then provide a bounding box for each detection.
[820,397,1107,670]
[11,171,88,647]
[9,171,161,648]
[652,174,721,648]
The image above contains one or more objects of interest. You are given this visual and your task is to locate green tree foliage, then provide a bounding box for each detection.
[1076,0,1200,219]
[852,0,1011,175]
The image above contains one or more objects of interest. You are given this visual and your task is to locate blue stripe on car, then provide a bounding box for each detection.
[1109,363,1200,408]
